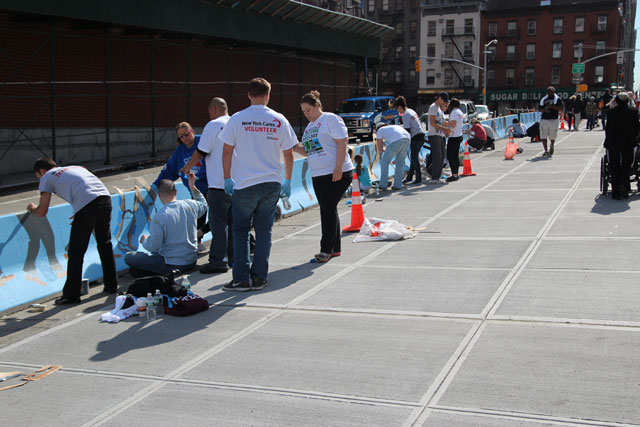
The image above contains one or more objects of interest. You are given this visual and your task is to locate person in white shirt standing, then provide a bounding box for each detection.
[394,95,424,184]
[294,90,354,263]
[375,123,410,190]
[180,97,233,274]
[426,92,451,183]
[219,78,297,291]
[445,98,464,182]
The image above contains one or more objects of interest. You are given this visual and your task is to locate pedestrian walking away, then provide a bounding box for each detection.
[394,95,425,184]
[28,158,118,305]
[375,122,410,189]
[572,94,584,131]
[124,174,207,276]
[538,86,564,157]
[294,90,354,263]
[604,92,640,200]
[599,89,613,129]
[219,77,297,290]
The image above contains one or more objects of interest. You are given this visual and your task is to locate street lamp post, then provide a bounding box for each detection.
[483,39,497,105]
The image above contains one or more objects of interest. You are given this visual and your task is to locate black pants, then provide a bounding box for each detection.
[607,146,634,197]
[467,137,486,151]
[64,196,117,299]
[447,136,463,175]
[312,171,353,254]
[427,135,445,180]
[406,133,425,182]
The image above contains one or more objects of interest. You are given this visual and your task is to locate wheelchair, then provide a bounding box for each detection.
[600,145,640,195]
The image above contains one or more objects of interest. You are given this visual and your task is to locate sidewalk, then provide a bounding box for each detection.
[2,130,640,427]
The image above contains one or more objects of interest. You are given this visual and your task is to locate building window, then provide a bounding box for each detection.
[409,0,417,8]
[409,69,416,83]
[395,22,403,34]
[595,65,604,83]
[597,15,607,31]
[427,43,436,58]
[596,41,605,56]
[525,68,534,86]
[527,20,536,36]
[487,69,495,86]
[382,47,388,57]
[395,70,402,83]
[463,41,473,60]
[488,23,497,37]
[395,46,403,60]
[368,0,374,13]
[395,0,402,11]
[506,68,515,86]
[463,68,472,85]
[506,44,515,61]
[507,21,517,36]
[552,42,562,59]
[426,69,435,85]
[410,20,417,33]
[526,44,535,60]
[575,17,584,33]
[381,70,389,82]
[382,0,388,11]
[573,41,583,59]
[464,18,473,34]
[553,18,563,34]
[445,20,454,35]
[427,20,436,36]
[444,69,453,85]
[409,45,416,58]
[487,45,496,61]
[551,67,561,85]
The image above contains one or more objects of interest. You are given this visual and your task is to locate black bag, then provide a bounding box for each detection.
[163,293,209,316]
[127,275,187,298]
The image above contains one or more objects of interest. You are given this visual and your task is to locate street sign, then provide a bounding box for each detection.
[572,73,582,84]
[617,51,624,64]
[572,63,585,73]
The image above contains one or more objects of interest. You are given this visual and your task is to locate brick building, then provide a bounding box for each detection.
[482,0,636,113]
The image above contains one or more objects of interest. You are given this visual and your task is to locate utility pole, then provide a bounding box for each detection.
[483,39,497,105]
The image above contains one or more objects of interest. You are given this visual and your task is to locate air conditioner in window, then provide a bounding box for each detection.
[438,19,444,23]
[444,79,453,85]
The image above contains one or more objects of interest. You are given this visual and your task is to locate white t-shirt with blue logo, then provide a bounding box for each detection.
[218,105,298,190]
[301,112,354,178]
[39,166,109,213]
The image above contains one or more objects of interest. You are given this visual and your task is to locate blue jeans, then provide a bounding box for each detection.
[207,188,233,268]
[124,252,195,275]
[232,181,280,283]
[379,138,410,189]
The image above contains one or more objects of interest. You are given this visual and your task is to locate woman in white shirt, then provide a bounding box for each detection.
[293,91,354,263]
[446,98,465,182]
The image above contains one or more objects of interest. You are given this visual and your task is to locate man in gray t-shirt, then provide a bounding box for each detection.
[124,174,207,276]
[426,92,451,183]
[28,158,118,305]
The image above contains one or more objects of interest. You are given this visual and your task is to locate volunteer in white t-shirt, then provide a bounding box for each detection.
[28,158,118,305]
[180,97,234,274]
[445,98,465,182]
[375,123,410,190]
[394,95,425,184]
[293,90,353,263]
[219,78,297,291]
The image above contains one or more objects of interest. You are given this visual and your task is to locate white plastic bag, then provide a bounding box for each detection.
[353,217,417,243]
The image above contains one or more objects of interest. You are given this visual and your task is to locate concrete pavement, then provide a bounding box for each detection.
[2,129,640,426]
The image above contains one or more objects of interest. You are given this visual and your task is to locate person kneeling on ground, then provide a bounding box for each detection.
[125,173,207,276]
[375,122,411,189]
[464,118,487,152]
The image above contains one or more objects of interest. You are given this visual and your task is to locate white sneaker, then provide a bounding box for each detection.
[428,179,444,184]
[198,242,207,253]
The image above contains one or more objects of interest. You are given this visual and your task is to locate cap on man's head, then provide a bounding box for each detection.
[547,86,556,92]
[438,92,450,102]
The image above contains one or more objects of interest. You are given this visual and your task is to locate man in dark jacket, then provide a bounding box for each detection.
[604,92,640,200]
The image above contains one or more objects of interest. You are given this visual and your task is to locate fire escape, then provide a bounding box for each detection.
[441,25,475,89]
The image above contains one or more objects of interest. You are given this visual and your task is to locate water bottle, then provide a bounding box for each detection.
[182,277,191,292]
[146,293,156,321]
[154,289,164,317]
[281,195,291,210]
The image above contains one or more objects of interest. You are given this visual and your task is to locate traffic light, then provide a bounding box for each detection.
[414,59,421,73]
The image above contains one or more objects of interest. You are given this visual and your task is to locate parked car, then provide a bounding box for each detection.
[337,96,399,140]
[476,104,490,120]
[458,100,478,123]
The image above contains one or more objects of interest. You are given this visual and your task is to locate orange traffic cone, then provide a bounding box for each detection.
[343,172,365,232]
[504,129,517,160]
[560,119,565,130]
[461,142,476,176]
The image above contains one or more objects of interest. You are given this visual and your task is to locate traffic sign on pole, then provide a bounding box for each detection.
[617,52,624,64]
[572,63,585,73]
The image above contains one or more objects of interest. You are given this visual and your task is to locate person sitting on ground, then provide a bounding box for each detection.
[353,154,371,193]
[125,173,207,276]
[375,122,411,190]
[464,118,487,152]
[508,118,527,138]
